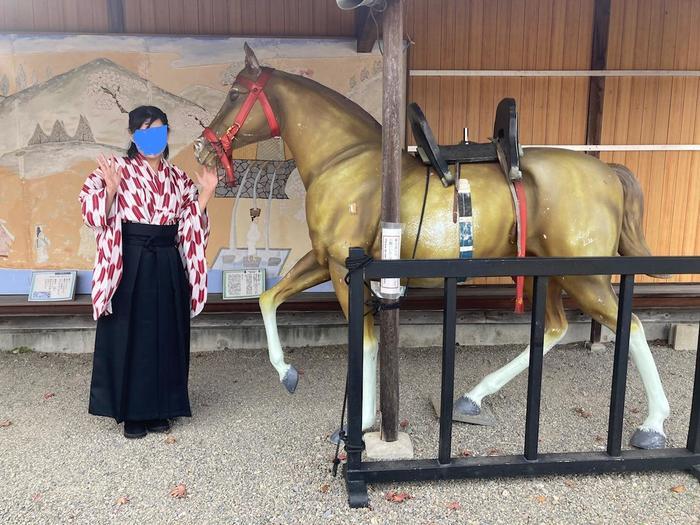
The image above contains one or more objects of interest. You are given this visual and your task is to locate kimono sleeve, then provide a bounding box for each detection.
[79,169,117,230]
[177,172,210,317]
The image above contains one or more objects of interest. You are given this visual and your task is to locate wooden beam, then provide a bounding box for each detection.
[3,286,699,316]
[584,0,611,345]
[585,0,611,158]
[356,6,379,53]
[379,0,403,443]
[106,0,125,33]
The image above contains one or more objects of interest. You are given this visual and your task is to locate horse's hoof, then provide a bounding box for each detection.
[630,428,667,449]
[329,426,347,445]
[450,396,496,426]
[281,366,299,394]
[454,396,480,416]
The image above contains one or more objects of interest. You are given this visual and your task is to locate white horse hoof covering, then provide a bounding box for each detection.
[281,365,299,394]
[629,427,667,449]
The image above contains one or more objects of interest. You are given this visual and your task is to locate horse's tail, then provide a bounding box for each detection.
[609,163,670,279]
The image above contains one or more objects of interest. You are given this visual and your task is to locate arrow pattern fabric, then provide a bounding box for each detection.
[79,154,209,320]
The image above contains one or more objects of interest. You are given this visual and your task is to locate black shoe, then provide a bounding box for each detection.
[146,419,170,433]
[123,421,147,439]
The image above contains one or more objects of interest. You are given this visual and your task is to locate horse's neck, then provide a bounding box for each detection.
[271,73,381,188]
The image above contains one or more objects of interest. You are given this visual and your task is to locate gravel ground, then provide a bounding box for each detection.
[1,342,699,524]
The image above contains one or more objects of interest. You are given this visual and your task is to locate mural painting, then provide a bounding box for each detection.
[0,34,385,287]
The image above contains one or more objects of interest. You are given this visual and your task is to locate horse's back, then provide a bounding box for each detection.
[521,148,624,257]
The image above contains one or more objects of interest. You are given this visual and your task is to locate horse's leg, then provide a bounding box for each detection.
[455,278,569,419]
[557,275,669,449]
[259,251,330,393]
[327,259,379,431]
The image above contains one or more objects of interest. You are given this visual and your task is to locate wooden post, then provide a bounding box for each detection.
[379,0,404,443]
[586,0,610,348]
[585,0,611,157]
[106,0,125,33]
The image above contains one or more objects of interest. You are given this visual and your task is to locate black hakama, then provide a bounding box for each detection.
[88,222,192,423]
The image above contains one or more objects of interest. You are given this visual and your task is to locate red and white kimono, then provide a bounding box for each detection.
[79,155,209,320]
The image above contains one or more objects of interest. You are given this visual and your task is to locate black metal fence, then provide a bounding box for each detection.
[343,247,700,507]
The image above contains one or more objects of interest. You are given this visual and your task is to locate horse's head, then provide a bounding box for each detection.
[193,43,281,183]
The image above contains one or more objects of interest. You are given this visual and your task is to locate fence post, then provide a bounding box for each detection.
[438,277,458,465]
[687,322,700,454]
[607,274,635,457]
[345,247,368,506]
[525,275,548,461]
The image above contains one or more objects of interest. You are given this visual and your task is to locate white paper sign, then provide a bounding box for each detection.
[222,269,266,300]
[380,222,403,299]
[28,271,77,302]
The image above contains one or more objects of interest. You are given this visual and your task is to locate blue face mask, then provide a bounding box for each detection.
[133,125,168,156]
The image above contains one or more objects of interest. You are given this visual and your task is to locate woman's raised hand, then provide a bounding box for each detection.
[96,154,121,195]
[194,165,219,197]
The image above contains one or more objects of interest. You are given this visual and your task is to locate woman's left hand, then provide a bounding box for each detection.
[195,165,218,197]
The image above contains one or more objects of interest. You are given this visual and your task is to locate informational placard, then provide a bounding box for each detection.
[28,271,77,302]
[380,222,403,299]
[222,269,266,300]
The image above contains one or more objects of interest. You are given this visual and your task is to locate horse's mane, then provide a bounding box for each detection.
[275,70,382,134]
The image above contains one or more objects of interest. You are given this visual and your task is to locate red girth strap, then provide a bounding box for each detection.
[201,67,280,185]
[513,179,528,313]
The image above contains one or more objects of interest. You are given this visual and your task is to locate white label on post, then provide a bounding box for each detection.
[380,222,402,298]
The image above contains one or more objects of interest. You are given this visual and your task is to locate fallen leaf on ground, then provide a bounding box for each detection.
[671,485,686,494]
[385,490,412,503]
[447,501,461,510]
[115,496,130,506]
[399,418,409,429]
[164,436,177,444]
[594,435,605,443]
[297,369,305,376]
[0,420,11,428]
[563,480,576,488]
[573,407,592,418]
[486,448,503,456]
[630,407,640,414]
[320,483,330,494]
[42,392,56,400]
[459,449,474,457]
[170,484,187,498]
[534,495,547,504]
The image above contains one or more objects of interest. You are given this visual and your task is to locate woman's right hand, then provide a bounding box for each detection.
[97,155,121,195]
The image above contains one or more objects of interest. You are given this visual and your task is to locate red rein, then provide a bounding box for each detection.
[201,67,280,186]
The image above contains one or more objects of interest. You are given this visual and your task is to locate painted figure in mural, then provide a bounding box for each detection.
[79,106,218,439]
[195,45,671,450]
[35,225,50,264]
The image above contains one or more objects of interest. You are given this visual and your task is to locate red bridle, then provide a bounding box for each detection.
[201,67,280,185]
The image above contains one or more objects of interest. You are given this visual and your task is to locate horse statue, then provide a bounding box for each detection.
[194,44,670,450]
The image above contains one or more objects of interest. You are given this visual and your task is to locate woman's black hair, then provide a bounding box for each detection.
[127,105,170,159]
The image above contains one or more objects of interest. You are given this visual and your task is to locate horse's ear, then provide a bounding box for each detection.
[244,42,262,76]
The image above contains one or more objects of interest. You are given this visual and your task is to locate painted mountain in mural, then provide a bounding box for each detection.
[179,84,227,115]
[0,58,211,178]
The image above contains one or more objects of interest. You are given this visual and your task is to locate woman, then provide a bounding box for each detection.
[79,106,218,438]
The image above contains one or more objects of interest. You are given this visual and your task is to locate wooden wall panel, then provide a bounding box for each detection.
[607,0,700,70]
[408,77,590,145]
[121,0,354,36]
[0,0,354,36]
[0,0,109,32]
[406,0,594,70]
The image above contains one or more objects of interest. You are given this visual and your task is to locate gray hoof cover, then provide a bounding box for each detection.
[454,396,481,416]
[630,428,666,450]
[281,366,299,394]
